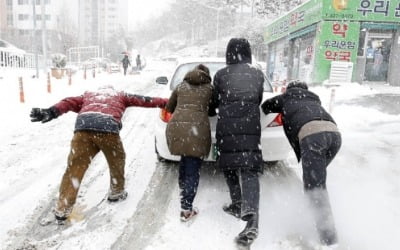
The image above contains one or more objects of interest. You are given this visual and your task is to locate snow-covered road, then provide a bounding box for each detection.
[1,61,400,250]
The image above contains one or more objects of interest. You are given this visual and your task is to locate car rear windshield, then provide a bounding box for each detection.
[170,62,272,92]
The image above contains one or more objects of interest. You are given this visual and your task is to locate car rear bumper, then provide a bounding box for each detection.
[260,127,292,161]
[155,123,292,163]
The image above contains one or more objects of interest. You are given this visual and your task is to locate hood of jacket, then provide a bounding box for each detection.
[183,68,211,86]
[226,38,252,65]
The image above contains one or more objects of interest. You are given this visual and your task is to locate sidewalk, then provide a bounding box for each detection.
[362,82,400,94]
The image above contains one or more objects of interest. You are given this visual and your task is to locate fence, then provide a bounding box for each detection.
[0,48,43,69]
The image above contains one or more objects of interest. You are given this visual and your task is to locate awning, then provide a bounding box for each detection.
[361,22,399,30]
[288,23,318,40]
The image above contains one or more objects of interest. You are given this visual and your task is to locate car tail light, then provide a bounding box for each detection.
[266,113,283,127]
[160,108,172,123]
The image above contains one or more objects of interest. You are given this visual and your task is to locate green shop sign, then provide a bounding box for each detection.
[314,21,361,82]
[323,0,400,22]
[264,0,322,43]
[265,0,400,43]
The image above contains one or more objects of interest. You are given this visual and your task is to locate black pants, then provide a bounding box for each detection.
[179,156,202,211]
[223,168,260,219]
[123,67,128,75]
[300,131,341,190]
[300,131,341,245]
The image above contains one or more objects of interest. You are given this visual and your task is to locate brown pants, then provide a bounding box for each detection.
[55,131,126,217]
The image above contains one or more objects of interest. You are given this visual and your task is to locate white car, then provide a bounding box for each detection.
[154,57,292,163]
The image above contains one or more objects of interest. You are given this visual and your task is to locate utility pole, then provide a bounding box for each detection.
[32,0,39,78]
[251,0,255,18]
[41,0,47,74]
[215,8,220,57]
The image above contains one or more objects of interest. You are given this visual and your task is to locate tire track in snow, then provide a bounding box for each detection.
[5,77,164,249]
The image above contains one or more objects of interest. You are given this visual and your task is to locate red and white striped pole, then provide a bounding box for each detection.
[47,72,51,93]
[18,77,25,103]
[329,88,336,113]
[68,69,72,86]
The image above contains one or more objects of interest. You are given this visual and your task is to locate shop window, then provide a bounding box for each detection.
[358,29,367,56]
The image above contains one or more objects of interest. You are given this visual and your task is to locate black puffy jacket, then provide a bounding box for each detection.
[261,86,336,161]
[212,38,264,171]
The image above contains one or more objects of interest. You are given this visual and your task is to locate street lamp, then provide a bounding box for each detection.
[32,0,39,78]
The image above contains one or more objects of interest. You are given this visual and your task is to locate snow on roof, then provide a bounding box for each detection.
[0,39,26,55]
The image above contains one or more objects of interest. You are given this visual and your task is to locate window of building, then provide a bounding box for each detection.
[35,0,51,5]
[19,29,30,35]
[18,0,29,5]
[18,14,29,21]
[7,15,13,26]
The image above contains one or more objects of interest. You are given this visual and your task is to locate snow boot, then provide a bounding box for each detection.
[107,190,128,202]
[222,202,241,219]
[55,214,68,225]
[180,207,199,222]
[236,214,258,246]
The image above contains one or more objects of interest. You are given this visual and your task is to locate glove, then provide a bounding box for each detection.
[30,108,44,122]
[30,107,59,123]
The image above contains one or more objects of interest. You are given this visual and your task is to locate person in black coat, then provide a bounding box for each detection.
[121,55,131,76]
[136,54,142,71]
[261,80,341,246]
[212,38,264,247]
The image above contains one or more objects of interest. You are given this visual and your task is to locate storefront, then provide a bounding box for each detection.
[264,0,400,86]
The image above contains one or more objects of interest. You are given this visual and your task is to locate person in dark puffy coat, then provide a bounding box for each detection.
[261,80,341,247]
[165,64,214,222]
[30,85,168,224]
[211,38,264,246]
[121,54,131,75]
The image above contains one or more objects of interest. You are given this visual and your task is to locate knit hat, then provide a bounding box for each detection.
[226,38,252,65]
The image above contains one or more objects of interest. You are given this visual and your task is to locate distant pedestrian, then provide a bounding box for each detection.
[136,54,142,71]
[30,85,168,225]
[211,38,264,247]
[165,64,214,222]
[121,54,131,76]
[261,80,341,247]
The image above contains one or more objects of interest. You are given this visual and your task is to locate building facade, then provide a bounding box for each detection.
[0,0,77,54]
[264,0,400,86]
[78,0,128,48]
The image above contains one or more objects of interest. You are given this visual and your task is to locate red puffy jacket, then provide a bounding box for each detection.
[53,88,167,133]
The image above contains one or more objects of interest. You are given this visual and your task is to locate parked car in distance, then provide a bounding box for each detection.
[154,57,292,163]
[108,62,120,73]
[81,57,113,71]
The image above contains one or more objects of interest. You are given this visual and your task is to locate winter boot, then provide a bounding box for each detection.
[55,214,68,225]
[107,190,128,202]
[236,214,258,246]
[222,202,241,219]
[180,207,199,222]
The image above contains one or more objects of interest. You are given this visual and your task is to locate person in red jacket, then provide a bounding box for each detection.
[30,85,168,225]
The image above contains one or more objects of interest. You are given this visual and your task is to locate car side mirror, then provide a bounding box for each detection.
[156,76,168,85]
